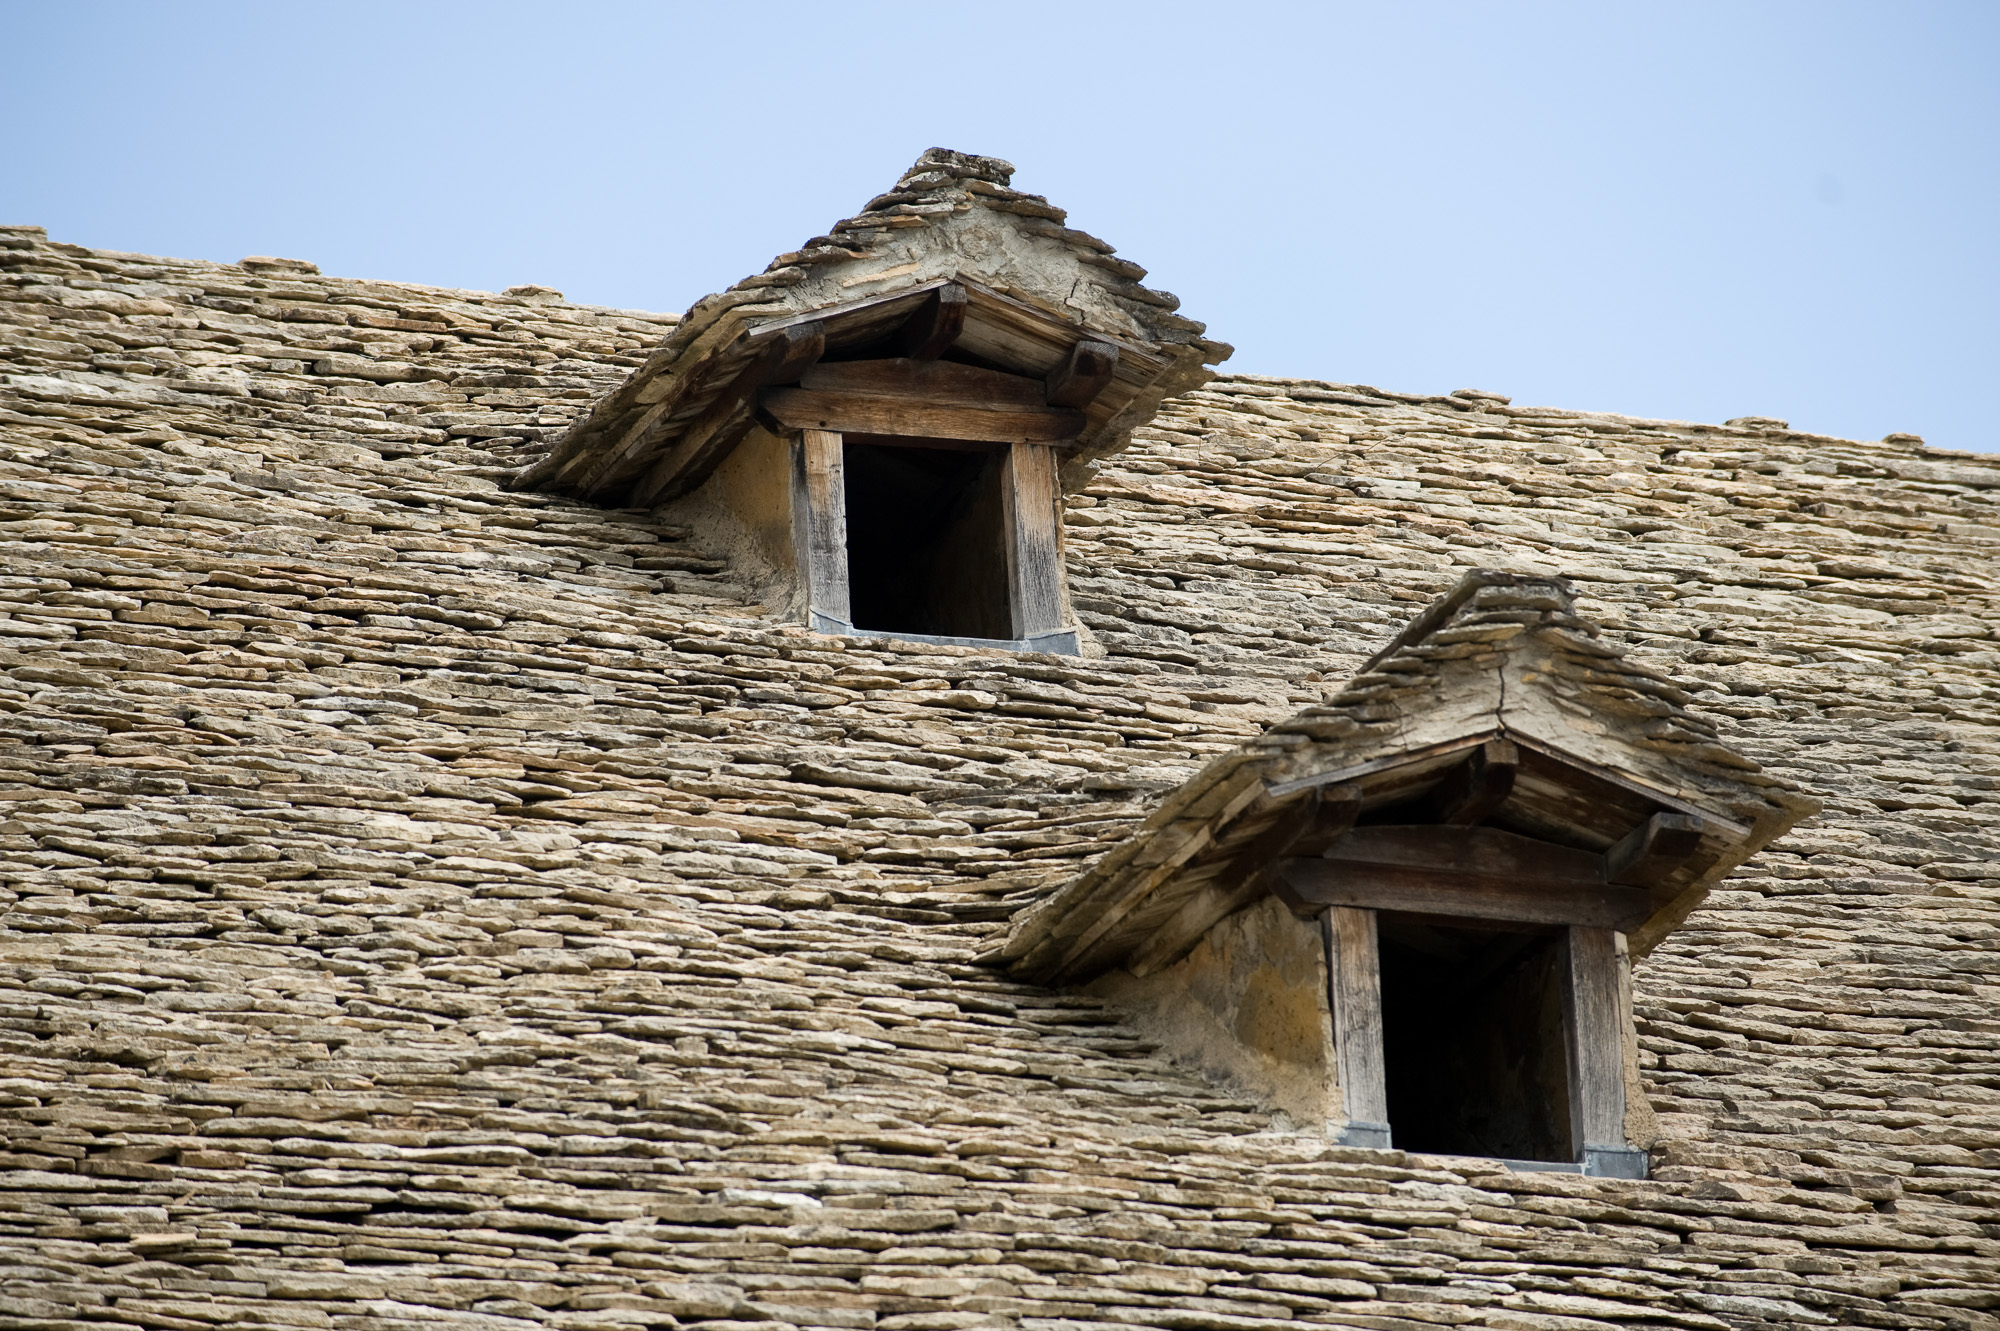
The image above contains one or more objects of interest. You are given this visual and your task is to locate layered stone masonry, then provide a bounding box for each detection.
[0,225,1996,1329]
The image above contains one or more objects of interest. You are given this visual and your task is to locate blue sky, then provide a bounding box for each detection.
[6,1,1995,450]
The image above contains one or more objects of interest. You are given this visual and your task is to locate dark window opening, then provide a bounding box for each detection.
[843,441,1012,640]
[1377,914,1572,1162]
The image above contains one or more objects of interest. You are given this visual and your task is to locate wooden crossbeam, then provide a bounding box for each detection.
[1277,824,1651,931]
[1045,339,1120,409]
[892,284,967,360]
[760,389,1083,444]
[800,358,1045,407]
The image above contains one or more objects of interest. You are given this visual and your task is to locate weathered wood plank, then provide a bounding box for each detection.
[1326,906,1390,1145]
[1046,339,1121,409]
[800,357,1046,407]
[1281,860,1649,930]
[1563,925,1627,1156]
[790,430,849,626]
[1279,826,1650,931]
[762,388,1084,444]
[892,283,967,360]
[1322,825,1602,883]
[1002,442,1065,638]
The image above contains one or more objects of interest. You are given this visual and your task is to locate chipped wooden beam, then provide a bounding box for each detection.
[1045,339,1120,409]
[1606,812,1706,887]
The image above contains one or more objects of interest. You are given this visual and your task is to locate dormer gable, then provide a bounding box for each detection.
[514,150,1231,654]
[996,571,1819,1174]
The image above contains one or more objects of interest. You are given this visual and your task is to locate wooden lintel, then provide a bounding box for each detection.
[892,283,967,360]
[1422,737,1519,825]
[1045,340,1120,409]
[760,388,1084,445]
[1606,812,1706,887]
[1280,858,1649,931]
[629,322,826,505]
[1322,824,1600,883]
[801,358,1045,408]
[1281,825,1649,931]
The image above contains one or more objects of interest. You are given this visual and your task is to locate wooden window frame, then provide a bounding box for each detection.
[788,427,1079,655]
[1323,906,1646,1177]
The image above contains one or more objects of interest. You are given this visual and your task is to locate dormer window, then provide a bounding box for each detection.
[997,571,1818,1177]
[757,289,1122,654]
[514,150,1231,654]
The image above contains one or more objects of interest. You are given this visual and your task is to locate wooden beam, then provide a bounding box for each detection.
[1325,906,1390,1147]
[630,322,826,506]
[1002,442,1065,638]
[1421,736,1518,825]
[1278,826,1651,931]
[1606,812,1705,887]
[892,283,967,360]
[800,357,1046,408]
[790,430,849,628]
[761,388,1084,445]
[1322,825,1603,885]
[1563,926,1628,1159]
[1045,339,1120,409]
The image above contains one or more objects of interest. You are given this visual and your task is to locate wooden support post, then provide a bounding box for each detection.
[1564,925,1643,1176]
[790,430,850,632]
[1002,441,1065,640]
[1324,906,1390,1148]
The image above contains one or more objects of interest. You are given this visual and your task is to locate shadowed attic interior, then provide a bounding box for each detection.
[1003,570,1818,1176]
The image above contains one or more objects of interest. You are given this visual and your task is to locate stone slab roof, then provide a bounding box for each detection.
[2,226,1999,1328]
[518,150,1232,507]
[1001,571,1821,985]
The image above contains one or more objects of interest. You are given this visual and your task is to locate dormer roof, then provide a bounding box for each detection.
[997,570,1821,985]
[515,149,1232,508]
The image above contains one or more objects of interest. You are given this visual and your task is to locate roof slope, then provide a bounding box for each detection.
[1,228,1998,1328]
